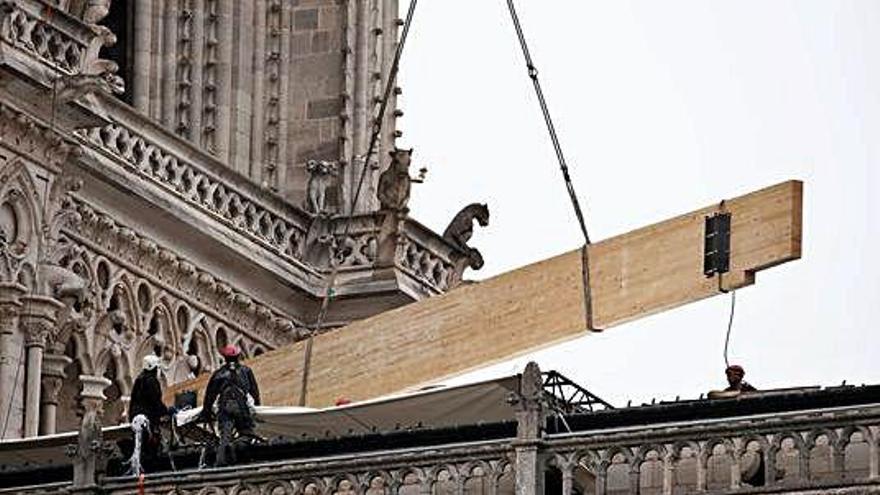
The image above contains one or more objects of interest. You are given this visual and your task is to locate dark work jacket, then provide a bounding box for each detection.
[203,362,261,417]
[129,369,169,423]
[724,380,757,392]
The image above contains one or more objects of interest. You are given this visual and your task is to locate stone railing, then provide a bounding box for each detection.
[0,0,91,74]
[77,116,311,265]
[399,219,462,292]
[542,404,880,495]
[76,99,476,294]
[100,441,515,495]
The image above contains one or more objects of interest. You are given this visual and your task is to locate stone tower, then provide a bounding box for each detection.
[102,0,402,212]
[0,0,483,438]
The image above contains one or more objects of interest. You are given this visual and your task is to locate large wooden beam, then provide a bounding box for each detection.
[170,180,802,407]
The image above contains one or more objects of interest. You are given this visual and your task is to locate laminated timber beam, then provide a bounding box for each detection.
[170,180,802,407]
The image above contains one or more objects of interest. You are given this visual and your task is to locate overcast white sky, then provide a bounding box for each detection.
[396,1,879,405]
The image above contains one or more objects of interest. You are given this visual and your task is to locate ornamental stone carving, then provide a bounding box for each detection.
[443,203,490,271]
[305,160,338,215]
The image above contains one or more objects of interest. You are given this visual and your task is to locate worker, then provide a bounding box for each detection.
[128,354,171,472]
[724,364,757,393]
[202,344,261,466]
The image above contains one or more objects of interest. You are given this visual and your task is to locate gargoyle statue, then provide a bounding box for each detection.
[38,261,90,306]
[443,203,489,270]
[376,148,427,212]
[55,25,125,104]
[305,160,338,215]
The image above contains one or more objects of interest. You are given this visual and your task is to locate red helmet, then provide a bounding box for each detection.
[219,344,240,358]
[726,364,745,374]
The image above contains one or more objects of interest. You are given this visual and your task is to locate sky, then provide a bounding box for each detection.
[395,1,880,406]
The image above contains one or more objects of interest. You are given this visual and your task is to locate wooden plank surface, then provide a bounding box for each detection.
[168,180,802,407]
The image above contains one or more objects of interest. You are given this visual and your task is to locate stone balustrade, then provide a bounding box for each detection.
[5,396,872,495]
[74,97,476,296]
[0,0,92,75]
[541,402,880,495]
[77,117,311,265]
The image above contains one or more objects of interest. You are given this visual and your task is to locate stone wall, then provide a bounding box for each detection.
[95,0,402,210]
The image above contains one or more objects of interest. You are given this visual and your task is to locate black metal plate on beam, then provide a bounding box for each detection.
[704,212,731,277]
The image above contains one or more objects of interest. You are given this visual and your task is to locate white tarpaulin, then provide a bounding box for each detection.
[177,375,520,439]
[0,375,521,470]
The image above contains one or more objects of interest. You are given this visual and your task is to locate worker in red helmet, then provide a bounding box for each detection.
[202,344,261,466]
[724,364,757,393]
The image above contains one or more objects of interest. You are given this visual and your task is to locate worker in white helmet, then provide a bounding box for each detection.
[128,354,171,471]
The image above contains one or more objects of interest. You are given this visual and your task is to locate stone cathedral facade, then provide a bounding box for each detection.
[0,0,484,440]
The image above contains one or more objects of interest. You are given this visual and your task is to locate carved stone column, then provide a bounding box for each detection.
[511,362,547,495]
[40,353,73,435]
[0,283,26,438]
[72,375,111,489]
[19,295,64,437]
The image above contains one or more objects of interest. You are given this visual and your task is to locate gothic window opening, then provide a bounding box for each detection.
[639,450,664,495]
[100,0,135,104]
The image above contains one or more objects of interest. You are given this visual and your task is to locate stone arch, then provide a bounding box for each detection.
[393,466,426,495]
[493,460,515,495]
[262,480,296,495]
[362,470,392,495]
[602,446,635,495]
[105,276,140,332]
[215,325,230,351]
[298,477,326,495]
[636,445,667,495]
[328,473,360,495]
[568,451,598,495]
[428,464,460,495]
[147,297,178,352]
[702,438,736,491]
[635,444,668,464]
[575,450,600,472]
[737,434,770,487]
[461,460,493,495]
[670,441,700,494]
[0,161,41,259]
[839,426,873,479]
[229,482,262,495]
[196,486,227,495]
[771,432,807,483]
[95,257,112,291]
[805,428,839,481]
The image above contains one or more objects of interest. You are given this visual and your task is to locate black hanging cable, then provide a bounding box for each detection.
[505,0,591,245]
[723,290,736,368]
[298,0,419,406]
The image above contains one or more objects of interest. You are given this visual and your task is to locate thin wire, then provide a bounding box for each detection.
[723,290,736,368]
[505,0,591,245]
[298,0,419,406]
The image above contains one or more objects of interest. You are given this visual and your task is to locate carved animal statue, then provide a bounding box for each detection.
[38,262,90,304]
[443,203,489,269]
[376,148,414,212]
[305,160,338,214]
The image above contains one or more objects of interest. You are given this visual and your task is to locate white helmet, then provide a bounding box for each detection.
[142,354,162,371]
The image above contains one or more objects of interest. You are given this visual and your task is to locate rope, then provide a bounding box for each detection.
[723,290,736,368]
[298,0,419,406]
[505,0,592,245]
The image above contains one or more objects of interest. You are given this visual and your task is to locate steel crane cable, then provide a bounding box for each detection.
[506,0,600,331]
[505,0,592,245]
[298,0,419,406]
